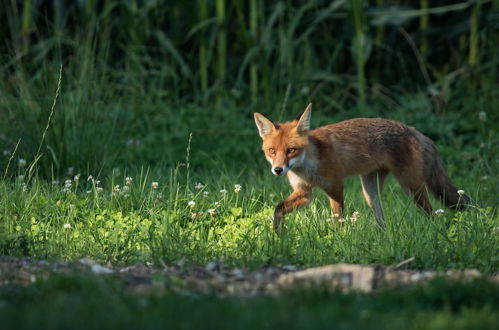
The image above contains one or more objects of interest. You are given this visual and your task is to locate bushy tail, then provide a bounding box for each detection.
[421,135,471,210]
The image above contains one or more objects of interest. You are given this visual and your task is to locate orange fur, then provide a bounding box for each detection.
[254,103,470,231]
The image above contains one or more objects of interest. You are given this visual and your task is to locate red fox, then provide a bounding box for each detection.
[254,103,470,231]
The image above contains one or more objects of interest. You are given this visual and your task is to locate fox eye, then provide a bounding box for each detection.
[287,148,296,154]
[268,148,275,154]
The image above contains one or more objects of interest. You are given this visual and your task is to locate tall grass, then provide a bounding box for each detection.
[0,1,497,272]
[468,0,481,66]
[419,0,429,59]
[249,0,259,102]
[2,1,493,103]
[0,161,497,272]
[351,0,367,106]
[216,0,227,87]
[197,0,209,94]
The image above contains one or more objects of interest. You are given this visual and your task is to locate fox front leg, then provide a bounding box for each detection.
[325,184,344,222]
[273,187,312,232]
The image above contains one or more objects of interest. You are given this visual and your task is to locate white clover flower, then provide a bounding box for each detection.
[435,209,444,217]
[96,187,103,193]
[122,185,130,193]
[457,189,465,196]
[188,200,196,208]
[18,158,26,167]
[195,182,204,190]
[95,180,101,185]
[151,182,159,189]
[214,201,221,207]
[478,111,487,122]
[21,183,27,192]
[125,177,133,185]
[113,185,121,193]
[64,180,72,189]
[191,213,197,220]
[74,174,80,181]
[87,175,93,181]
[338,217,347,223]
[203,191,210,198]
[350,211,360,222]
[220,189,228,195]
[86,190,92,194]
[234,184,242,193]
[63,223,72,229]
[207,208,216,216]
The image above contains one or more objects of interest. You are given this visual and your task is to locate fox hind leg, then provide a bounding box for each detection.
[394,171,433,214]
[360,170,388,224]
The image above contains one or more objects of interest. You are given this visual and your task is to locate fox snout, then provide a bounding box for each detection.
[269,151,292,176]
[273,167,283,175]
[272,165,289,176]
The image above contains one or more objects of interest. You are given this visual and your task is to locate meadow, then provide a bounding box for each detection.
[0,0,498,328]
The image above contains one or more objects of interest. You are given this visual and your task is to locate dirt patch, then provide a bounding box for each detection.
[0,256,497,296]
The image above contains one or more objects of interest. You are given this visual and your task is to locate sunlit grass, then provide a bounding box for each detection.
[1,160,497,273]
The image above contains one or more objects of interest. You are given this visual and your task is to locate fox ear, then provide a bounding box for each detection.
[295,103,312,133]
[254,112,277,138]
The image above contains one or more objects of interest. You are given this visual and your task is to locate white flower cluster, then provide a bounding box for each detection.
[331,211,360,223]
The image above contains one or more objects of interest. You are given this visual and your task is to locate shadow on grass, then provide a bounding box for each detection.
[0,273,497,330]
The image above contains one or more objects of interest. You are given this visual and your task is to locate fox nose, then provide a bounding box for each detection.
[273,167,283,175]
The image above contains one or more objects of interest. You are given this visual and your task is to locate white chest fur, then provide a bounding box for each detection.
[288,152,330,190]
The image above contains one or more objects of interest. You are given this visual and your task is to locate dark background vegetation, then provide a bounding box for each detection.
[0,0,497,178]
[0,3,498,327]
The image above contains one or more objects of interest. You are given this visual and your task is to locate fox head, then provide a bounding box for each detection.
[254,103,312,176]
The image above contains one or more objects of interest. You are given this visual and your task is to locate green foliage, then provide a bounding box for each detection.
[0,2,497,328]
[0,1,498,176]
[0,0,497,274]
[0,163,497,272]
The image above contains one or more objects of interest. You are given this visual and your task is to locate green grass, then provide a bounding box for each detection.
[1,2,498,328]
[0,93,497,272]
[0,153,497,272]
[0,89,497,272]
[0,274,497,330]
[0,59,497,287]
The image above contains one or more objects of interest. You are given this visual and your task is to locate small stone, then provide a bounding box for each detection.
[90,264,113,274]
[230,268,244,280]
[206,262,218,272]
[254,273,265,281]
